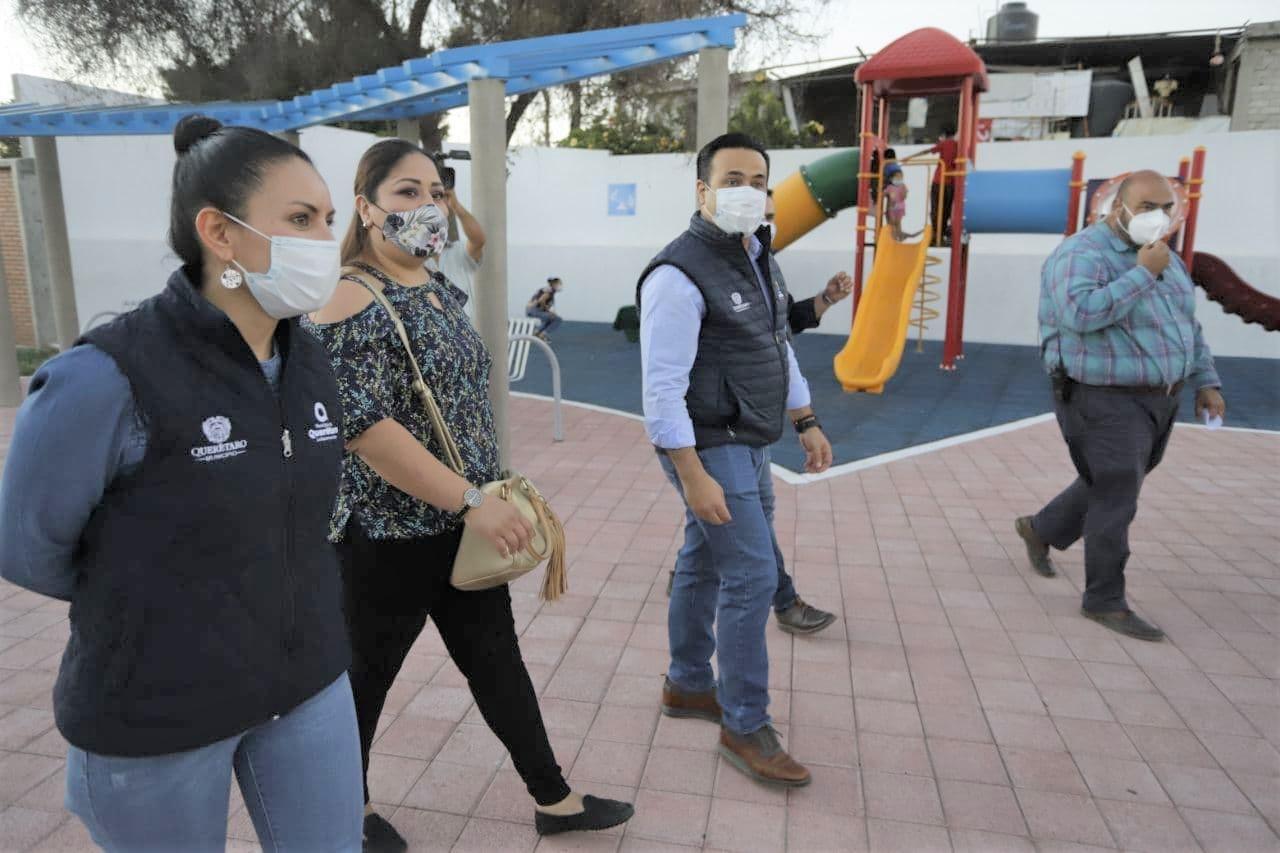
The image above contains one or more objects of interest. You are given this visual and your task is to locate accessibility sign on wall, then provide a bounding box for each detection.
[608,183,637,216]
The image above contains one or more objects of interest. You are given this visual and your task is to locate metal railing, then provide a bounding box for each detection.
[80,311,120,332]
[509,334,564,442]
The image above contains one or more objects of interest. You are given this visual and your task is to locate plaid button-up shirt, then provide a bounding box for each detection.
[1039,221,1220,390]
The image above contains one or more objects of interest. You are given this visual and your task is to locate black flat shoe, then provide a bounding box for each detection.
[534,794,635,836]
[1082,608,1165,642]
[363,812,407,853]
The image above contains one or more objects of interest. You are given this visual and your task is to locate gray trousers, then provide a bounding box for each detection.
[1032,383,1179,613]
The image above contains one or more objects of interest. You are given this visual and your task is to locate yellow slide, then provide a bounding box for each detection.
[833,226,932,393]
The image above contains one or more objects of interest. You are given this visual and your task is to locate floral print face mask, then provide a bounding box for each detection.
[372,201,448,258]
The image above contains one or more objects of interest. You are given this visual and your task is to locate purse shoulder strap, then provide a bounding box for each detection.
[343,267,467,476]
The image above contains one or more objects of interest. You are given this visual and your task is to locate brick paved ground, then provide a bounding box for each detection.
[1,396,1277,852]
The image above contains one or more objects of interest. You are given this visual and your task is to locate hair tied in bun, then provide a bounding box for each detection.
[173,114,224,155]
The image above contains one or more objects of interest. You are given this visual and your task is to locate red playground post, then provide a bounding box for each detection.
[1065,151,1086,236]
[1181,146,1206,267]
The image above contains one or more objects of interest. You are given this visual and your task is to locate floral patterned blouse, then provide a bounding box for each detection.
[302,261,501,541]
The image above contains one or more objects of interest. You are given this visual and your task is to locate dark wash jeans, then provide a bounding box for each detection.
[1033,383,1178,613]
[337,520,570,806]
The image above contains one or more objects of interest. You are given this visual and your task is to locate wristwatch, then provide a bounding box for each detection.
[458,486,484,518]
[793,414,821,434]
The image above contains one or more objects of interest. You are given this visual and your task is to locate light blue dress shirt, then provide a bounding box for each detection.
[640,232,811,450]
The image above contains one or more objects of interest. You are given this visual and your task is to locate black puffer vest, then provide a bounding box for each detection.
[637,212,791,449]
[60,268,350,756]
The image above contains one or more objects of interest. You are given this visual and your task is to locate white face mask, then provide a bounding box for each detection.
[709,186,766,236]
[1122,204,1172,246]
[224,212,341,319]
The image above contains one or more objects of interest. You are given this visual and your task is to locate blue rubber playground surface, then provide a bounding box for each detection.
[513,321,1280,474]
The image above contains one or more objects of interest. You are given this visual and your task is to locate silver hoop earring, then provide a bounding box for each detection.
[220,266,243,289]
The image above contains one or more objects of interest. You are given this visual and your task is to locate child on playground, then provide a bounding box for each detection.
[869,146,896,205]
[883,162,909,240]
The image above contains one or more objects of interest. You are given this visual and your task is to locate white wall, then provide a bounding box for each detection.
[505,133,1280,360]
[53,127,1280,359]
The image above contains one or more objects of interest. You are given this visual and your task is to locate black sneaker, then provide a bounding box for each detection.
[1015,516,1056,577]
[535,794,635,836]
[1081,608,1165,642]
[363,813,407,853]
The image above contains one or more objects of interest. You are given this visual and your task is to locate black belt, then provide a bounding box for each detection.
[1081,381,1184,397]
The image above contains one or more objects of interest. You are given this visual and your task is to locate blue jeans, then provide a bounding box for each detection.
[765,466,799,612]
[65,674,363,853]
[527,307,562,335]
[659,444,778,736]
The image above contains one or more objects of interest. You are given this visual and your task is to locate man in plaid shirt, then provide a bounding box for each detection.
[1014,170,1226,642]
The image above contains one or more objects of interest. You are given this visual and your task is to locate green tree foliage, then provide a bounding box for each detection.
[729,80,826,148]
[561,105,685,155]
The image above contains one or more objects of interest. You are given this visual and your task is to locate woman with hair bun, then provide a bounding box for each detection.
[0,115,363,851]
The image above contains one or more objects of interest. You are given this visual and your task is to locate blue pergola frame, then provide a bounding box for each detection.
[0,14,745,137]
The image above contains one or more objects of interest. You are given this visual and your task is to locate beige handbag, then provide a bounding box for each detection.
[349,270,567,600]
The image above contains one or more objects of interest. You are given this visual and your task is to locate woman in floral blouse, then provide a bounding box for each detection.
[305,140,632,851]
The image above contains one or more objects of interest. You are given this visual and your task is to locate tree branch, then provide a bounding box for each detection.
[343,0,400,42]
[406,0,431,47]
[505,91,537,141]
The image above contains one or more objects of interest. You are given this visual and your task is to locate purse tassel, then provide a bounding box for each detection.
[532,493,569,601]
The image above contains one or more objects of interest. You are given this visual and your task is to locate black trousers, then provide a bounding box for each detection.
[336,519,569,806]
[932,182,955,241]
[1032,384,1178,613]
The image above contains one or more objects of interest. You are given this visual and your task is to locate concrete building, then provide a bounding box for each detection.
[1229,22,1280,132]
[778,22,1279,145]
[0,162,34,348]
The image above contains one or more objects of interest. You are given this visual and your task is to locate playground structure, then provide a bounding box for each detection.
[771,28,1280,394]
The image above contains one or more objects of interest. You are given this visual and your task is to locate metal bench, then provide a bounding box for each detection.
[507,317,563,442]
[507,317,540,382]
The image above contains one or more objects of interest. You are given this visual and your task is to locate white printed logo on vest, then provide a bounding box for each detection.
[730,291,752,313]
[308,401,340,443]
[191,416,248,462]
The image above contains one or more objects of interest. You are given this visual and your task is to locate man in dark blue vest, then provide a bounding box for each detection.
[638,132,833,787]
[663,187,850,639]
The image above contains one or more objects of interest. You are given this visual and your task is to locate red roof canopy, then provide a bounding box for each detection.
[855,28,989,95]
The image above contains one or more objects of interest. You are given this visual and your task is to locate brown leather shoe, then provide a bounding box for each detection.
[719,725,811,787]
[661,677,722,723]
[1015,516,1056,577]
[775,598,837,635]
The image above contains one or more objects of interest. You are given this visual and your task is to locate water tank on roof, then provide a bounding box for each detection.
[1088,78,1134,137]
[986,2,1039,42]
